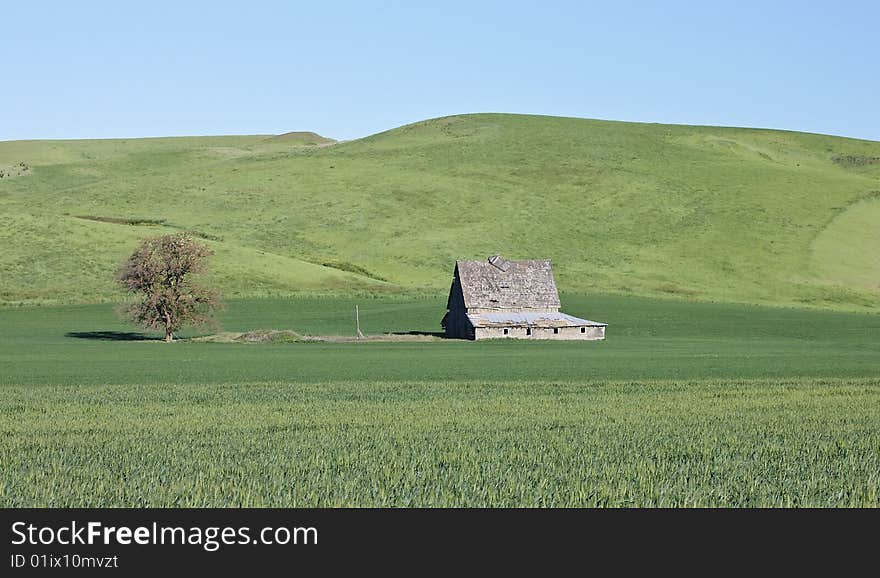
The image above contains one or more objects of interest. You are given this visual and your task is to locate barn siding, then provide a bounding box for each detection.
[474,326,605,340]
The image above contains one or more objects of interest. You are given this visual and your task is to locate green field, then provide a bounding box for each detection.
[1,114,879,507]
[1,296,878,506]
[2,295,879,385]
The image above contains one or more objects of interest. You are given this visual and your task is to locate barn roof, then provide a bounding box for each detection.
[468,311,606,328]
[455,256,561,309]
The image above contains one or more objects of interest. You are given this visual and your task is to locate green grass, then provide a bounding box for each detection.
[2,114,879,506]
[2,378,877,507]
[2,295,879,385]
[1,114,879,308]
[811,196,880,291]
[1,295,878,506]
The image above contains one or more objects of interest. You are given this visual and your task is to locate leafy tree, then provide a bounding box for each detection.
[116,233,223,342]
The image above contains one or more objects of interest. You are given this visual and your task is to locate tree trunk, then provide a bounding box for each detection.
[163,309,173,342]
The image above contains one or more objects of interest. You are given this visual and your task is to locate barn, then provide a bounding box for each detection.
[441,255,607,340]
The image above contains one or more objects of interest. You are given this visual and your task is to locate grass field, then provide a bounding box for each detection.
[1,114,878,507]
[1,114,879,309]
[2,295,879,384]
[1,295,878,506]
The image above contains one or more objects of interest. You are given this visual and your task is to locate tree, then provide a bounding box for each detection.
[116,233,223,342]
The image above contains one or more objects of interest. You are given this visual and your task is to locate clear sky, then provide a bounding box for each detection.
[3,0,878,142]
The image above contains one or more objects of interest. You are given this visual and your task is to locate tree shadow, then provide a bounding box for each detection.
[65,331,161,341]
[390,331,448,338]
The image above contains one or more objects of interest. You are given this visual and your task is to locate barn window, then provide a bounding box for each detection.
[581,327,586,333]
[553,328,559,334]
[526,328,532,336]
[503,328,509,335]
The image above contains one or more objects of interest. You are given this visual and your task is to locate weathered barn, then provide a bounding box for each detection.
[442,255,607,340]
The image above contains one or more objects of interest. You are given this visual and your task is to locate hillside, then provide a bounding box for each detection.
[265,131,336,146]
[0,113,878,308]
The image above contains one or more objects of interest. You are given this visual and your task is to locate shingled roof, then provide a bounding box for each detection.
[454,256,561,309]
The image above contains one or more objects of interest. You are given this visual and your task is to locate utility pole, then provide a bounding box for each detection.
[355,305,365,340]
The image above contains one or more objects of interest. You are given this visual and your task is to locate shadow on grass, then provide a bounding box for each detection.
[390,331,447,338]
[65,331,161,341]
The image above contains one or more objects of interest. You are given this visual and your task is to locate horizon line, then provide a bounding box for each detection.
[2,112,878,145]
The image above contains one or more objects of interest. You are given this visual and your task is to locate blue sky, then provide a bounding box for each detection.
[3,1,878,141]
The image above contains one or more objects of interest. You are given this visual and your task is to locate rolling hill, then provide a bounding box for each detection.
[1,114,878,309]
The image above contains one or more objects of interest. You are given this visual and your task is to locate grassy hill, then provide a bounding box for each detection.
[1,113,878,308]
[266,131,336,146]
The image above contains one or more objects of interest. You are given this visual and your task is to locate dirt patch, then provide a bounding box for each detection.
[192,331,445,343]
[832,154,880,168]
[236,330,302,343]
[0,161,31,179]
[318,333,444,343]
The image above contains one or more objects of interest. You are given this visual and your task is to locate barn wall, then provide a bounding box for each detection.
[467,307,559,314]
[474,326,605,340]
[561,326,604,340]
[475,327,525,339]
